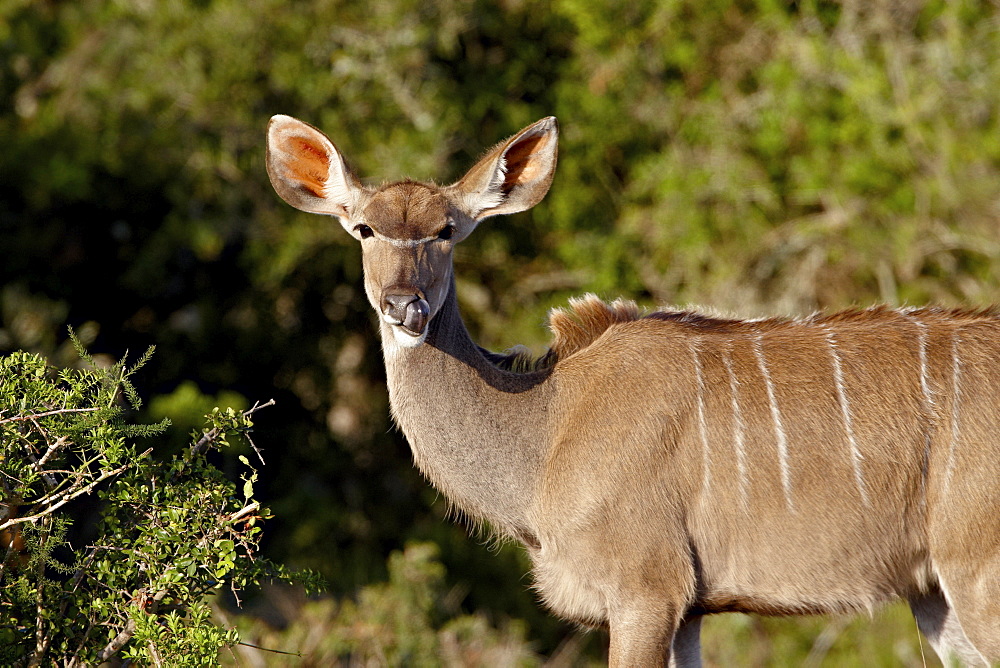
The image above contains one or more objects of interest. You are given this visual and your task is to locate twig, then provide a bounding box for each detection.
[803,616,849,667]
[62,549,99,666]
[228,501,260,523]
[37,436,69,469]
[148,638,164,667]
[96,619,135,662]
[96,589,169,663]
[0,407,100,425]
[214,605,302,658]
[190,398,275,458]
[25,420,62,489]
[236,641,302,657]
[244,430,266,466]
[0,449,151,533]
[27,516,51,668]
[65,618,97,668]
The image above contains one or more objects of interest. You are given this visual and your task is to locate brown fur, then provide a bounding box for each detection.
[548,294,642,359]
[363,181,451,239]
[547,299,1000,367]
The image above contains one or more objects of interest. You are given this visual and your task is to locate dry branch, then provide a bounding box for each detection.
[0,408,100,425]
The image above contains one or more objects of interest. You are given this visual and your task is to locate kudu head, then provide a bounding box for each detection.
[265,116,559,347]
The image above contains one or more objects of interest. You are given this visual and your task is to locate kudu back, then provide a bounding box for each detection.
[266,115,1000,666]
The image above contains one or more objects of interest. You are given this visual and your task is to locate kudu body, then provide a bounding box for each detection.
[266,115,1000,666]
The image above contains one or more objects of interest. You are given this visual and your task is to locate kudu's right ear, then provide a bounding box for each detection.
[451,116,559,222]
[266,115,364,221]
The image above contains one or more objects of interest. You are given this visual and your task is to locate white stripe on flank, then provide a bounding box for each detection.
[722,348,749,509]
[945,330,962,494]
[904,315,934,503]
[824,327,869,507]
[911,319,935,409]
[690,339,711,495]
[754,333,793,511]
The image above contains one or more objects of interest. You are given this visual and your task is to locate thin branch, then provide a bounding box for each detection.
[0,449,150,533]
[60,546,97,614]
[214,605,302,658]
[0,407,100,425]
[190,398,275,457]
[27,516,51,668]
[54,550,100,664]
[244,430,266,466]
[245,398,273,465]
[227,502,260,523]
[25,420,61,489]
[249,398,276,414]
[96,619,135,662]
[96,589,169,663]
[36,435,69,469]
[66,618,97,668]
[147,638,164,667]
[27,448,149,511]
[236,641,303,657]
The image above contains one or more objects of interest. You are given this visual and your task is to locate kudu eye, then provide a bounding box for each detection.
[355,224,374,239]
[437,225,455,241]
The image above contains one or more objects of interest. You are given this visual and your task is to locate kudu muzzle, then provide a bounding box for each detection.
[381,286,430,338]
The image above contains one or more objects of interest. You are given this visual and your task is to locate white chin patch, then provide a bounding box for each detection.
[390,325,427,348]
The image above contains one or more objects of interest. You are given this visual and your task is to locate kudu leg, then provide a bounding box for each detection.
[607,605,679,668]
[936,563,1000,665]
[669,615,703,668]
[909,584,992,666]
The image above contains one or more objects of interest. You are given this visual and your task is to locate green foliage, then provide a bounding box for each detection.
[701,604,938,667]
[549,0,1000,320]
[229,543,569,667]
[0,343,320,666]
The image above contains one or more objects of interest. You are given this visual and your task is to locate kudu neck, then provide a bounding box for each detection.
[379,279,553,537]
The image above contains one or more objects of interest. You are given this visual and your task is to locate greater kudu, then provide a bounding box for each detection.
[266,115,1000,666]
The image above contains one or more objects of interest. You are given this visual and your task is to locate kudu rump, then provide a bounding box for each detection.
[266,115,1000,666]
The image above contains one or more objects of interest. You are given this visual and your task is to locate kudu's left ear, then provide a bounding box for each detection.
[451,117,558,222]
[265,115,364,221]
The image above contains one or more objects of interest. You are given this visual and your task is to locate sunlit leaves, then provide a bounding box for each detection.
[0,345,320,665]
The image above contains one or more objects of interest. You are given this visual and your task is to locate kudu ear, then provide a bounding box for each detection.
[452,117,558,222]
[266,115,364,220]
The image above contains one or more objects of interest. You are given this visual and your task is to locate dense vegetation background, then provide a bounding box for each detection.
[2,0,998,663]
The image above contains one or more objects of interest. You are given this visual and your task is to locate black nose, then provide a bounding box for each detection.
[381,292,430,336]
